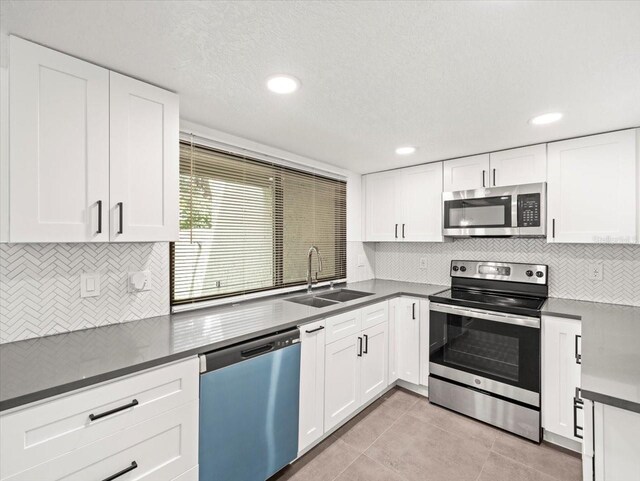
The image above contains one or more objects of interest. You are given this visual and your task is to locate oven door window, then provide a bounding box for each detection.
[429,309,539,393]
[444,196,512,228]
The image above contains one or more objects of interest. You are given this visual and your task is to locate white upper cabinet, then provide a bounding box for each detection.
[547,129,638,244]
[3,37,179,243]
[364,162,444,242]
[443,154,490,192]
[398,163,444,242]
[444,146,547,192]
[6,36,110,242]
[364,172,397,241]
[109,72,179,242]
[489,144,547,187]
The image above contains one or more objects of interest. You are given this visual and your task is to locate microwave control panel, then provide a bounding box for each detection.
[517,193,541,227]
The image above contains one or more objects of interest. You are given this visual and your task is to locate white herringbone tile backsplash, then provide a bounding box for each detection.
[0,243,170,344]
[375,239,640,307]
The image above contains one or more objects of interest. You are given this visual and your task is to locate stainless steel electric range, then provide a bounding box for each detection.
[428,260,548,442]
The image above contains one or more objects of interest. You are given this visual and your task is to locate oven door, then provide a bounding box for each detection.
[429,302,540,407]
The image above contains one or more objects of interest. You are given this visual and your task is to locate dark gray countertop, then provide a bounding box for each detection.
[542,298,640,413]
[0,280,446,412]
[3,281,638,415]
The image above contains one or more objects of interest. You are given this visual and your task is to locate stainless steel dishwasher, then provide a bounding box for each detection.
[199,328,301,481]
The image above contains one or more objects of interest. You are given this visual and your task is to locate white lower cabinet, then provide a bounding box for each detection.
[298,319,326,453]
[419,299,430,387]
[5,401,198,481]
[583,400,640,481]
[324,333,362,431]
[360,322,389,404]
[0,358,199,481]
[396,297,421,384]
[324,301,389,432]
[542,315,583,443]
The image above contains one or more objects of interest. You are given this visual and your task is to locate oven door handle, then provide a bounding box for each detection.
[429,302,540,329]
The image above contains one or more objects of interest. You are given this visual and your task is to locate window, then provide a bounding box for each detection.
[171,141,347,306]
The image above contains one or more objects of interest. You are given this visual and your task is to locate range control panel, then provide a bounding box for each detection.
[451,260,548,285]
[517,193,541,227]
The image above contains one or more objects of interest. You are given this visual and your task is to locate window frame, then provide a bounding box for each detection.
[170,140,347,311]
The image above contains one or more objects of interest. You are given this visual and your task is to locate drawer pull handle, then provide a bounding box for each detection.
[363,334,369,354]
[89,399,139,421]
[305,325,325,334]
[102,461,138,481]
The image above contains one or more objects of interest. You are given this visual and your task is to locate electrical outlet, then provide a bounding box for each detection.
[80,272,100,298]
[419,257,428,269]
[587,262,603,281]
[357,255,366,267]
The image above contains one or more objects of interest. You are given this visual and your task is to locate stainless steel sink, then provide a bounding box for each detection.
[286,295,339,308]
[316,289,374,303]
[286,289,374,308]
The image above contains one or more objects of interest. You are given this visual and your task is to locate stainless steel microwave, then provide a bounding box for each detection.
[442,182,546,237]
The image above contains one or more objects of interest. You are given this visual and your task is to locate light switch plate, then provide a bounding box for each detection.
[80,272,100,298]
[357,255,366,267]
[419,258,428,269]
[587,262,604,281]
[128,270,151,292]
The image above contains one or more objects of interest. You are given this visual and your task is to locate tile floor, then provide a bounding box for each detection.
[271,387,582,481]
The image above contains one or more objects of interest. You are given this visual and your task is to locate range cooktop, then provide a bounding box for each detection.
[429,260,549,318]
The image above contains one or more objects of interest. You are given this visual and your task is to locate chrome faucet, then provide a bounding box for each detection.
[307,246,323,293]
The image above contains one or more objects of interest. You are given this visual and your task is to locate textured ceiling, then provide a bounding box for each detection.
[1,1,640,174]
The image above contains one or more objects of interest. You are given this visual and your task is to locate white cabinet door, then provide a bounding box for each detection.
[324,335,361,431]
[419,300,430,387]
[542,315,582,442]
[489,144,547,187]
[594,403,640,481]
[364,171,399,241]
[443,154,490,192]
[298,320,325,453]
[547,129,638,244]
[388,298,399,385]
[398,162,444,242]
[360,322,389,404]
[109,72,179,241]
[8,36,110,242]
[397,297,420,384]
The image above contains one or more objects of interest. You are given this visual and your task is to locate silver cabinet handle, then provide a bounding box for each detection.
[482,170,486,187]
[493,168,496,186]
[395,224,398,239]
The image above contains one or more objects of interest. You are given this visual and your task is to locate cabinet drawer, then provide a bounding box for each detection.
[325,310,362,344]
[0,357,198,479]
[361,301,389,330]
[5,400,198,481]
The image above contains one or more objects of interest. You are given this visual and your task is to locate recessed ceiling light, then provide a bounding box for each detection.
[266,75,300,94]
[530,112,563,125]
[395,146,417,155]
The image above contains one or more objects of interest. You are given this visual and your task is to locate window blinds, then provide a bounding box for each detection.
[171,141,347,305]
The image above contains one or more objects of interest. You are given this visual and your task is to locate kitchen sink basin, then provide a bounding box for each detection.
[286,295,339,308]
[316,289,374,303]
